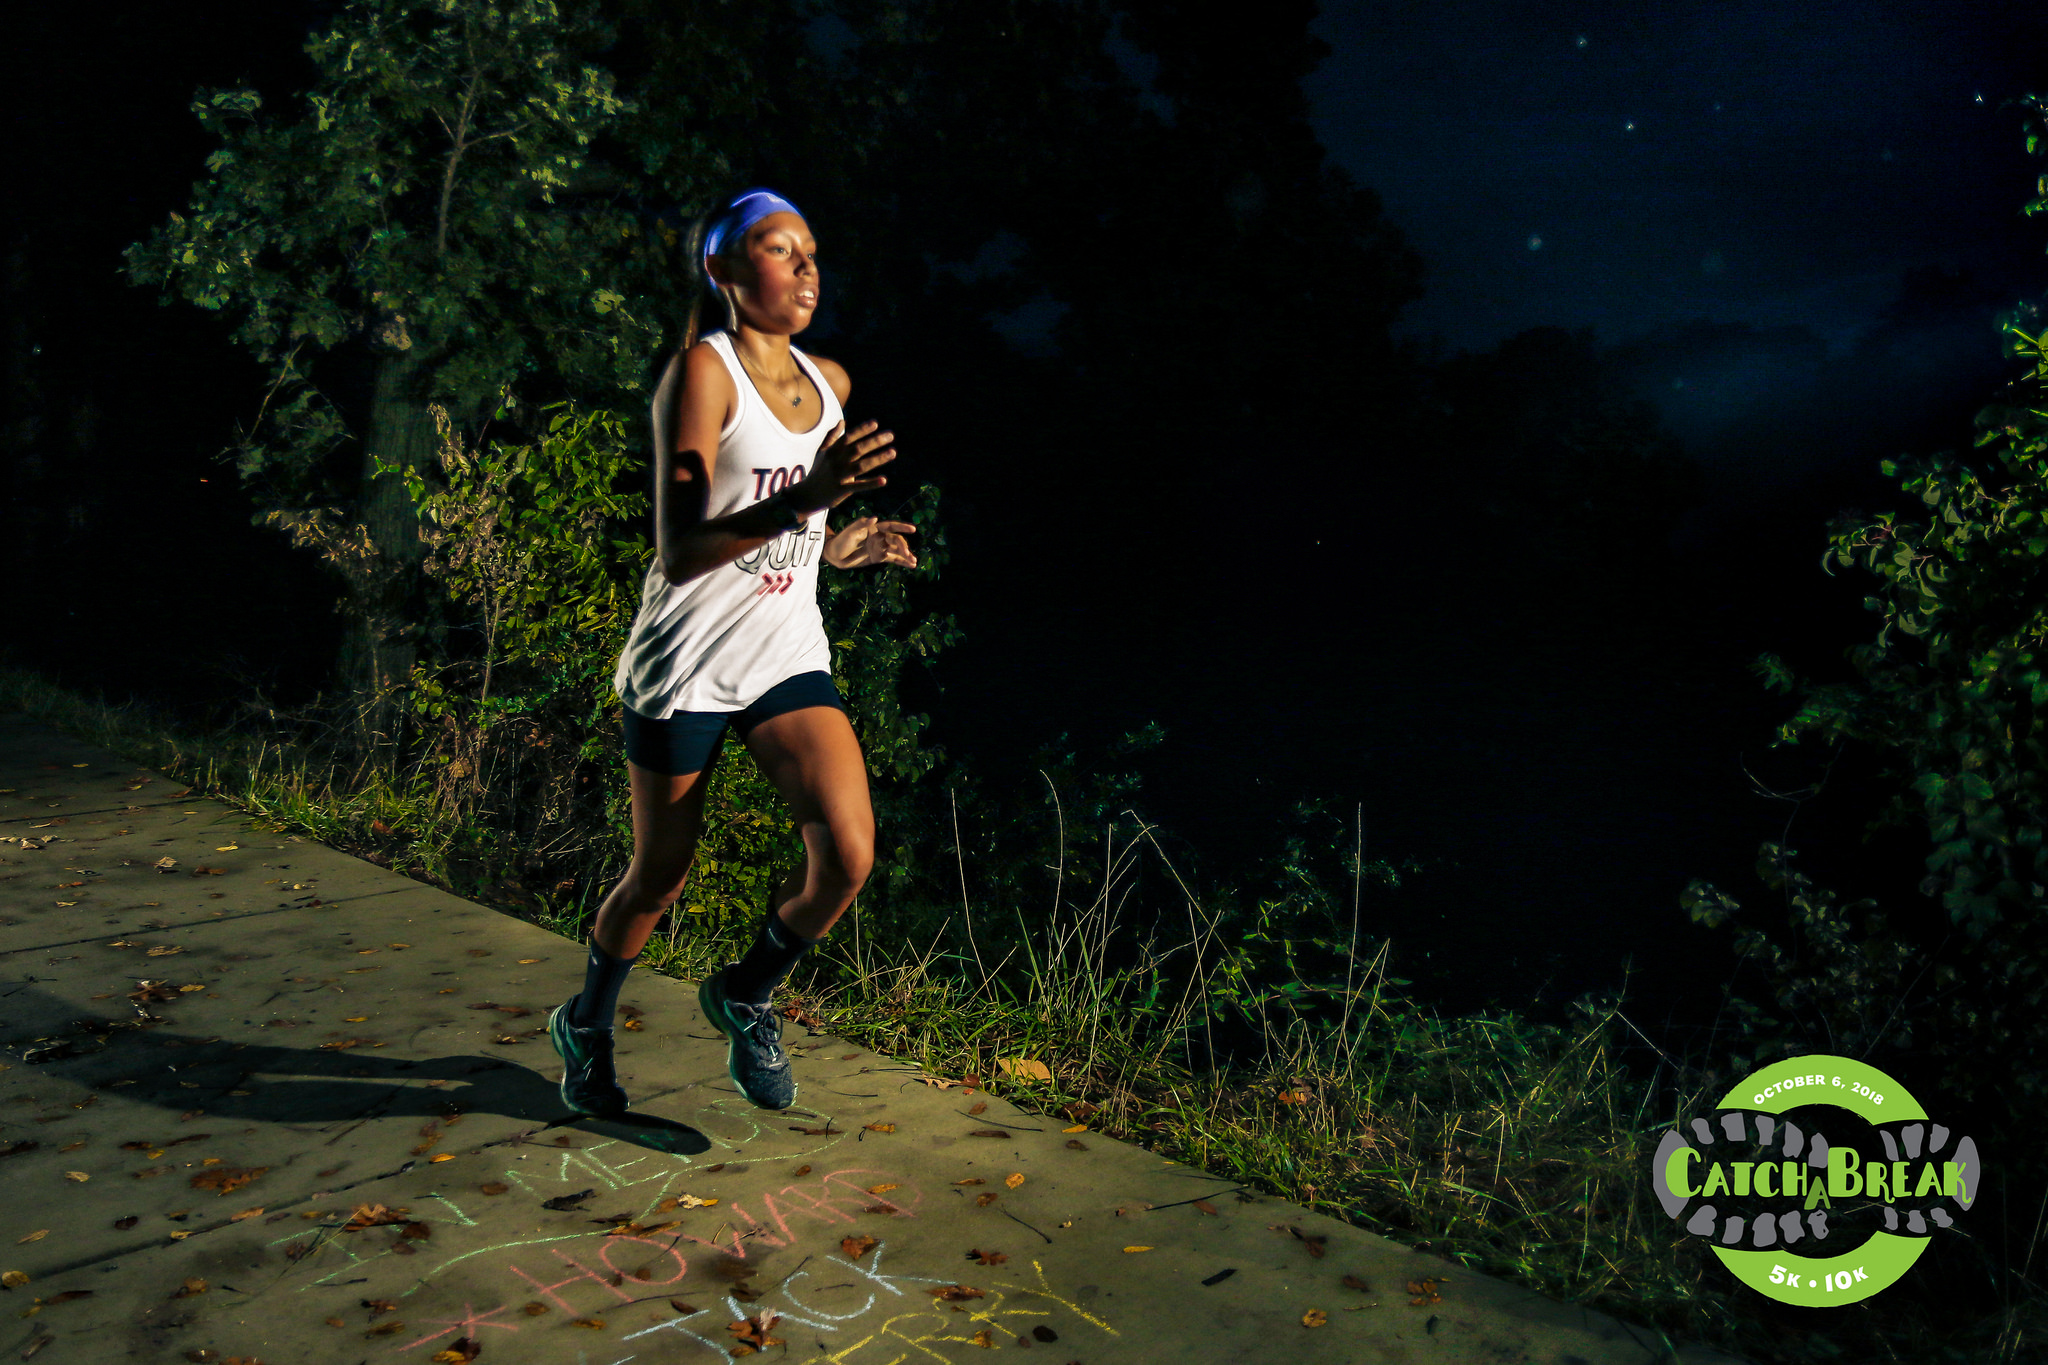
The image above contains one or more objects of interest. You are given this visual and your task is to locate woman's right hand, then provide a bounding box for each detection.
[791,419,896,514]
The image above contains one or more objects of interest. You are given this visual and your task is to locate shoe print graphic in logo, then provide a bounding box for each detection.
[1869,1120,1978,1235]
[1652,1109,1832,1248]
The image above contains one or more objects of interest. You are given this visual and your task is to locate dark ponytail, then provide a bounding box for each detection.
[678,210,737,354]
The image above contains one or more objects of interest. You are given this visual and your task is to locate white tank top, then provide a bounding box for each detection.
[612,330,840,717]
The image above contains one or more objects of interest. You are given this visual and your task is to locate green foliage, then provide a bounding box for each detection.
[1684,93,2048,1111]
[1681,845,1932,1075]
[124,0,681,510]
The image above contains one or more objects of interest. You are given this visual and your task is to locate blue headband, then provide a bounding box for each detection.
[703,188,805,289]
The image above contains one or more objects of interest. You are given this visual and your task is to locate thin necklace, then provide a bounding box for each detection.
[736,343,803,406]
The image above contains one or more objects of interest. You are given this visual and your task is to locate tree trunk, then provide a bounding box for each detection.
[337,351,438,760]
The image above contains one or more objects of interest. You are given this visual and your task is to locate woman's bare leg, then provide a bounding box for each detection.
[739,705,875,941]
[590,757,717,959]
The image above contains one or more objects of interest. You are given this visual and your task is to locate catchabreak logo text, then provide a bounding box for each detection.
[1649,1055,1979,1305]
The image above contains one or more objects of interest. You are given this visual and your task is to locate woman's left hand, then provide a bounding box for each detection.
[825,516,919,570]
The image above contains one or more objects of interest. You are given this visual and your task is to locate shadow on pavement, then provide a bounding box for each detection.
[2,984,712,1157]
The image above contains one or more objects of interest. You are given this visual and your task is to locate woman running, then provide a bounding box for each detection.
[549,187,919,1116]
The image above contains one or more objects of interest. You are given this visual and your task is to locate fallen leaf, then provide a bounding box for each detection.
[517,958,541,965]
[1064,1140,1088,1151]
[953,1178,985,1186]
[343,1016,367,1023]
[861,1123,895,1134]
[15,1233,47,1245]
[430,1339,482,1364]
[62,1172,88,1184]
[112,1217,137,1231]
[342,1203,409,1231]
[1302,1309,1328,1327]
[791,1165,811,1177]
[145,946,184,958]
[1342,1274,1372,1292]
[18,1329,52,1357]
[522,1302,550,1316]
[968,1249,1008,1265]
[727,1309,783,1349]
[0,1272,25,1288]
[668,1300,696,1315]
[865,1183,899,1196]
[1061,1124,1088,1134]
[930,1285,985,1302]
[172,1278,207,1298]
[967,1101,988,1116]
[970,1329,993,1348]
[366,1320,406,1336]
[674,1194,717,1209]
[968,1130,1009,1139]
[840,1234,877,1258]
[1122,1246,1153,1253]
[975,1193,998,1207]
[228,1208,264,1222]
[190,1166,266,1195]
[362,1298,399,1316]
[1004,1173,1025,1189]
[430,1154,454,1163]
[996,1058,1052,1082]
[1193,1200,1219,1215]
[621,1017,645,1031]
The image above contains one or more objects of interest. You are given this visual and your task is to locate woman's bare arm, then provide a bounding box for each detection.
[653,342,796,586]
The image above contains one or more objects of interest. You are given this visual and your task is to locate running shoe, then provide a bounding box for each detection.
[698,966,797,1110]
[547,996,629,1117]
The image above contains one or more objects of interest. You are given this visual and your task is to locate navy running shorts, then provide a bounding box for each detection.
[622,671,846,776]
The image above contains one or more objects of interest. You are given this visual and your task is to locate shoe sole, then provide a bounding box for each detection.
[700,972,796,1112]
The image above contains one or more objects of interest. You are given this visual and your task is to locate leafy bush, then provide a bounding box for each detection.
[1683,94,2048,1112]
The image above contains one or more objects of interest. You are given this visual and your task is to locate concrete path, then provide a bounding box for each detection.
[0,708,1749,1364]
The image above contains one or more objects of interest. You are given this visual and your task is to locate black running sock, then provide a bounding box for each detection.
[569,943,638,1029]
[724,906,815,1005]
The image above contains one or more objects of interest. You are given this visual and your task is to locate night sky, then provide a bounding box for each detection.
[1306,0,2048,357]
[5,1,2047,1026]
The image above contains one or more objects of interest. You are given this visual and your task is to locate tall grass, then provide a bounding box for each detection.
[2,660,2039,1365]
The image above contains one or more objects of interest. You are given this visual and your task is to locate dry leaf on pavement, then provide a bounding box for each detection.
[1004,1173,1024,1189]
[967,1249,1008,1265]
[190,1167,266,1195]
[840,1234,877,1258]
[929,1285,984,1302]
[1302,1309,1328,1327]
[996,1058,1052,1082]
[862,1123,895,1134]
